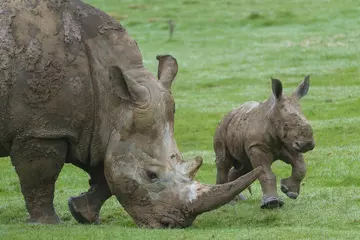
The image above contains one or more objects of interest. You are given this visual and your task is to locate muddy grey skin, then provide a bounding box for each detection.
[214,76,315,209]
[0,0,262,228]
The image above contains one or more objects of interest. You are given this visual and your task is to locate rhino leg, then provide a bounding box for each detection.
[215,140,232,184]
[280,154,306,200]
[68,165,112,224]
[248,148,284,209]
[10,138,67,224]
[228,167,251,201]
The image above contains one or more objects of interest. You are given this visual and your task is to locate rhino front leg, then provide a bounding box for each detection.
[248,148,284,209]
[10,138,67,224]
[68,165,112,224]
[280,154,306,199]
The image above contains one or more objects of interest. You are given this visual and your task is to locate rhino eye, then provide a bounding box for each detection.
[283,131,288,138]
[283,123,289,138]
[146,170,159,182]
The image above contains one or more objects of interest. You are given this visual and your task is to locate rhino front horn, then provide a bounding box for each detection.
[188,166,262,215]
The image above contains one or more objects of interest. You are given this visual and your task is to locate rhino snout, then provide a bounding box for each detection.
[293,140,315,153]
[136,214,191,229]
[158,216,186,228]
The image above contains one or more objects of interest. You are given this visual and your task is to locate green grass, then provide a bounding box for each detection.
[1,0,360,239]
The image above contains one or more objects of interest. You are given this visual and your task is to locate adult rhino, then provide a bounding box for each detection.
[0,0,261,228]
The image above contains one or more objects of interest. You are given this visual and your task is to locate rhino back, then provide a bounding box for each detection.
[221,101,262,159]
[0,0,93,162]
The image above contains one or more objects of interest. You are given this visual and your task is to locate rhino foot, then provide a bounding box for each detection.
[236,193,247,201]
[280,184,299,199]
[68,196,100,224]
[229,193,247,205]
[260,196,284,209]
[26,215,60,224]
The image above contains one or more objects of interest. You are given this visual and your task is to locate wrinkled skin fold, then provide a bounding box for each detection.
[214,76,315,209]
[0,0,262,228]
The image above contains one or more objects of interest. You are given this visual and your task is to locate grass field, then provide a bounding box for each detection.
[1,0,360,239]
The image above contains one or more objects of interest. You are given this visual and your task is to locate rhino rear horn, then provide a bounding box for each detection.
[181,156,203,179]
[156,55,178,90]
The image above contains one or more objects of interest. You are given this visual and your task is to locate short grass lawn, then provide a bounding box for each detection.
[1,0,360,239]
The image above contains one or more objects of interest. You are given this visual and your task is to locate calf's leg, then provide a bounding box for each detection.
[228,166,252,201]
[248,147,283,209]
[280,154,306,199]
[10,138,67,224]
[215,140,232,184]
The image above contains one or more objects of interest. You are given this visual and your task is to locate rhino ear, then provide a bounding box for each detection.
[293,75,310,100]
[156,55,178,90]
[109,66,149,103]
[271,77,283,100]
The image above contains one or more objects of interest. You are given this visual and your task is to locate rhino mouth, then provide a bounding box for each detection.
[158,216,186,228]
[135,214,190,229]
[292,140,315,153]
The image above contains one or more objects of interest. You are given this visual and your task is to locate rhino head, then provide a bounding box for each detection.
[270,76,315,153]
[103,55,261,228]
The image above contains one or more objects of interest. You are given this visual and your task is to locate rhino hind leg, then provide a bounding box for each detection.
[68,166,112,224]
[10,138,67,224]
[228,167,252,202]
[214,140,232,184]
[216,160,231,185]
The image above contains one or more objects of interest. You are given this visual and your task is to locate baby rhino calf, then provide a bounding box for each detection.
[214,76,315,209]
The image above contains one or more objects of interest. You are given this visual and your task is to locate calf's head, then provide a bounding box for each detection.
[104,55,262,228]
[270,76,315,153]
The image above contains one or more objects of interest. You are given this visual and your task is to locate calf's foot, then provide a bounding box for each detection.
[229,193,247,204]
[280,178,299,199]
[260,196,284,209]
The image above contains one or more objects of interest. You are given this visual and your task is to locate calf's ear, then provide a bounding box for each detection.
[271,77,283,100]
[292,75,310,99]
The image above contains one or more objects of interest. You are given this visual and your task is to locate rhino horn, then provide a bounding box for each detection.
[188,166,262,215]
[181,156,203,179]
[156,54,178,90]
